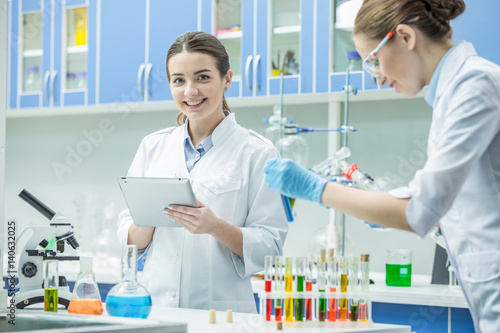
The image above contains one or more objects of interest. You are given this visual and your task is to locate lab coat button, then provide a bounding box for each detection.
[170,291,177,298]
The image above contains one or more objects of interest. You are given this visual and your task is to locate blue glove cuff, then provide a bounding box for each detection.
[310,178,328,204]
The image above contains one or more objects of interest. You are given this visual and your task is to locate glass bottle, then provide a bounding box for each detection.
[276,131,309,167]
[44,260,59,312]
[76,71,87,89]
[68,257,103,315]
[25,65,40,92]
[347,50,362,71]
[105,245,152,318]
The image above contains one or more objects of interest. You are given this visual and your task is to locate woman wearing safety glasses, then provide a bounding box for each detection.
[263,0,500,331]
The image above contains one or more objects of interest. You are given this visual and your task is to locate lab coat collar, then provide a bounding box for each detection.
[211,112,237,147]
[433,41,477,105]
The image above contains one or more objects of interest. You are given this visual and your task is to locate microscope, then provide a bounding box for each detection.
[15,189,80,309]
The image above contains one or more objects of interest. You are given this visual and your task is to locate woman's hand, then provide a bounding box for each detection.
[164,199,222,235]
[165,198,244,257]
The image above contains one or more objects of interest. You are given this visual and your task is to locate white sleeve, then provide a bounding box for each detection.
[232,147,289,278]
[116,139,148,247]
[403,74,500,237]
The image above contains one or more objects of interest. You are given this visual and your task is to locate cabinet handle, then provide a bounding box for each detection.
[245,55,253,92]
[137,64,146,98]
[253,54,261,92]
[43,71,51,103]
[49,71,57,103]
[144,63,153,98]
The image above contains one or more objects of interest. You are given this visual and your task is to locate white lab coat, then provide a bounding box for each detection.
[389,42,500,332]
[117,113,288,313]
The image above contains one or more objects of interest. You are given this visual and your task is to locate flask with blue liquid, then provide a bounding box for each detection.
[105,245,152,318]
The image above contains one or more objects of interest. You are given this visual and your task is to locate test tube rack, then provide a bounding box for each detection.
[258,290,372,328]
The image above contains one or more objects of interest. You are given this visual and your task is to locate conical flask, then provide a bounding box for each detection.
[105,245,152,318]
[68,257,103,315]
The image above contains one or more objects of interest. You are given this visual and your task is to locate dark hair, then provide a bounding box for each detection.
[354,0,465,42]
[166,31,232,125]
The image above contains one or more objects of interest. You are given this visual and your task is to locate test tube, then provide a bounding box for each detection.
[318,250,328,322]
[348,257,359,321]
[264,255,273,321]
[327,249,338,321]
[295,257,305,321]
[284,257,294,322]
[274,256,284,321]
[339,257,349,321]
[305,256,314,321]
[359,254,370,321]
[44,260,59,312]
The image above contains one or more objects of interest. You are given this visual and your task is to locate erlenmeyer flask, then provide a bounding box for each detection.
[309,209,343,258]
[105,245,152,318]
[68,257,103,315]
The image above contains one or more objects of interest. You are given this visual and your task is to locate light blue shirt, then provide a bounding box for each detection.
[424,43,458,106]
[183,120,214,172]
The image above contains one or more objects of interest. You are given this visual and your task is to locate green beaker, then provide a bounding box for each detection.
[386,249,412,287]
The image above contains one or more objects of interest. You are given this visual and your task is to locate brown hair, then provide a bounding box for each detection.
[166,31,232,125]
[353,0,465,42]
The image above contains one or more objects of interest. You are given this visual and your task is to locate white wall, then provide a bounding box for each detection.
[4,96,437,275]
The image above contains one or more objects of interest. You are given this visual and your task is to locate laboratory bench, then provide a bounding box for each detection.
[2,306,411,333]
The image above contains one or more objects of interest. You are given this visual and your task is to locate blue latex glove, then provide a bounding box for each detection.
[364,221,387,229]
[264,158,328,204]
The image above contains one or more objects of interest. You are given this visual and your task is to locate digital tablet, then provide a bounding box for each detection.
[118,177,198,227]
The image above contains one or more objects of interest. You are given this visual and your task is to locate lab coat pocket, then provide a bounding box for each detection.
[457,250,500,283]
[196,174,243,221]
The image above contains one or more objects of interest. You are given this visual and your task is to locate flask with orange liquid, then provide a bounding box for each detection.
[68,257,103,315]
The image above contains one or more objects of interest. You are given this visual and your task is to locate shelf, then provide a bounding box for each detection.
[66,45,88,54]
[216,30,242,40]
[22,49,43,57]
[273,25,301,35]
[6,89,427,119]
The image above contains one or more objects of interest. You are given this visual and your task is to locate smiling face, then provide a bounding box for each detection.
[354,30,426,97]
[168,52,232,124]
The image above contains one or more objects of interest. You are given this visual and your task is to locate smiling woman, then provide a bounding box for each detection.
[116,31,288,313]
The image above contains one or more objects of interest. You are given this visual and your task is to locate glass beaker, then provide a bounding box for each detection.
[68,257,103,315]
[105,245,152,318]
[44,260,59,312]
[386,249,412,287]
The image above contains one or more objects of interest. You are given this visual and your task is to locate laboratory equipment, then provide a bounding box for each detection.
[15,189,80,309]
[276,128,310,167]
[317,250,328,322]
[348,257,359,321]
[359,254,370,321]
[68,257,103,315]
[305,256,314,321]
[295,257,305,321]
[263,105,288,146]
[258,254,372,328]
[327,249,337,321]
[76,71,86,89]
[339,257,349,321]
[386,249,412,287]
[25,65,40,92]
[274,256,284,321]
[348,50,362,71]
[44,260,59,312]
[284,257,293,322]
[106,245,152,318]
[264,255,273,321]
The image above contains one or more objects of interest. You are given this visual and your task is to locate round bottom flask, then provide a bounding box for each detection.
[105,245,152,318]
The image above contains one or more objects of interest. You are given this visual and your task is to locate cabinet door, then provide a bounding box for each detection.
[241,0,255,97]
[18,0,44,108]
[61,0,97,107]
[99,0,146,104]
[7,0,19,109]
[147,0,199,102]
[254,0,268,96]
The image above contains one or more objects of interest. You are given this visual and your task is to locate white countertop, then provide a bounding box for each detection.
[251,272,469,309]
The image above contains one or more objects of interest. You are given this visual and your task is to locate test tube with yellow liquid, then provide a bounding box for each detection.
[339,257,349,321]
[284,257,294,322]
[348,257,359,321]
[44,260,59,312]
